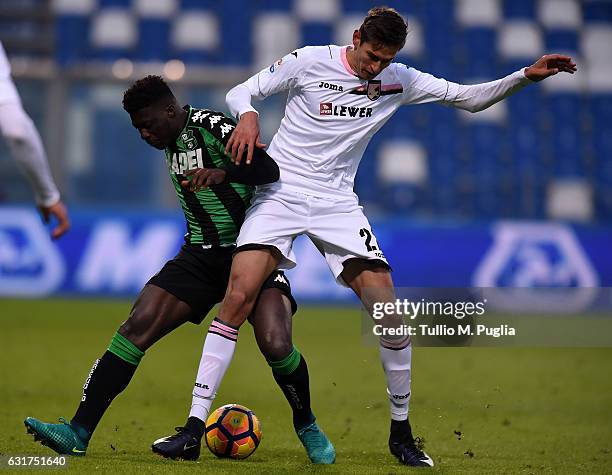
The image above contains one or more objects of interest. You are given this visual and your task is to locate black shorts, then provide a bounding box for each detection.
[147,244,297,324]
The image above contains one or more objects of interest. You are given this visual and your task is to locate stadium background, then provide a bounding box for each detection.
[1,2,612,473]
[1,0,611,301]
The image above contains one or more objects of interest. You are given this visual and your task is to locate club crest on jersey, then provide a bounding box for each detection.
[181,130,197,150]
[367,80,381,101]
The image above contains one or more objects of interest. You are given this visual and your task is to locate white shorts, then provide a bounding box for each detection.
[236,188,390,286]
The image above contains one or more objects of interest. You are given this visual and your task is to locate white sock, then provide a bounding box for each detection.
[189,319,239,422]
[380,343,412,421]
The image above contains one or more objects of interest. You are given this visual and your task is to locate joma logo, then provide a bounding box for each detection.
[319,81,344,92]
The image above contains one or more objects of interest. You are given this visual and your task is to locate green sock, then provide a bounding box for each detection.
[269,347,314,429]
[72,332,144,433]
[108,332,144,365]
[269,346,301,375]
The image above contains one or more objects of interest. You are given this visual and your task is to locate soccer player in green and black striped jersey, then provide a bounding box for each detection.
[24,76,329,463]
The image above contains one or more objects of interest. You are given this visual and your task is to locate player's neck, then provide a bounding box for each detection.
[172,107,189,140]
[345,46,359,76]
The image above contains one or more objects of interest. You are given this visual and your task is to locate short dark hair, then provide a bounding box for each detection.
[359,6,408,49]
[122,75,175,114]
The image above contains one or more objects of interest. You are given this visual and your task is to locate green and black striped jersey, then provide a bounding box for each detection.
[165,105,252,246]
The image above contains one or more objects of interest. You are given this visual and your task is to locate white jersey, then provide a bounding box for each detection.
[227,44,532,200]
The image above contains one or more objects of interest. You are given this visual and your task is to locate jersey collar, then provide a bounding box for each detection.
[180,104,194,133]
[341,46,359,77]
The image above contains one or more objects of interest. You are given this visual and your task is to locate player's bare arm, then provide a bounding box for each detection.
[38,200,70,240]
[225,111,266,166]
[524,54,577,82]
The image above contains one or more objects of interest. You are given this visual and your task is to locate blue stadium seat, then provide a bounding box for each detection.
[506,84,541,126]
[99,0,130,6]
[217,1,252,65]
[431,184,457,215]
[378,0,416,15]
[468,124,505,168]
[301,22,334,47]
[181,0,217,9]
[515,179,546,219]
[552,131,583,177]
[499,59,532,77]
[457,27,497,79]
[426,106,462,213]
[88,109,154,204]
[590,94,612,123]
[510,124,543,174]
[341,0,376,14]
[593,125,612,157]
[427,107,458,145]
[171,8,221,64]
[422,0,454,31]
[503,0,536,19]
[354,149,380,205]
[583,1,612,22]
[545,29,579,53]
[90,8,136,61]
[382,183,427,214]
[383,106,427,140]
[55,15,91,65]
[546,93,585,178]
[137,19,170,61]
[251,0,295,12]
[422,0,455,63]
[590,100,612,191]
[548,93,582,125]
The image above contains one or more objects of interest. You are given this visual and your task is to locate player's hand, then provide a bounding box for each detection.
[524,54,577,82]
[225,111,266,166]
[38,200,70,240]
[181,168,227,192]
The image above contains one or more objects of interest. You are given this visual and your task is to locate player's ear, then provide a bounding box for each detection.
[166,103,176,118]
[353,29,361,49]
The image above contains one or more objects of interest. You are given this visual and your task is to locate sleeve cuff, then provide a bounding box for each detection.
[36,191,61,208]
[520,67,535,83]
[237,106,259,119]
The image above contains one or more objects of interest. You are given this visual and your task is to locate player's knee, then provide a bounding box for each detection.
[258,329,292,362]
[118,305,158,348]
[224,287,255,316]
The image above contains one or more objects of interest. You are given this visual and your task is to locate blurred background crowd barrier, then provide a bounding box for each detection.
[1,0,611,301]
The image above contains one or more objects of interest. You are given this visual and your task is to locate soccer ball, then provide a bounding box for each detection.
[204,404,262,459]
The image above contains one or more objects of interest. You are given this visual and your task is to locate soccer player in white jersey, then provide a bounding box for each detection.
[184,7,576,467]
[0,41,69,239]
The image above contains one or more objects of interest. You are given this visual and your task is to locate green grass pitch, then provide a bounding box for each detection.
[1,299,611,474]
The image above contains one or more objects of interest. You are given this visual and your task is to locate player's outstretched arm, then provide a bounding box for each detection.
[524,54,577,82]
[403,54,577,114]
[443,54,575,113]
